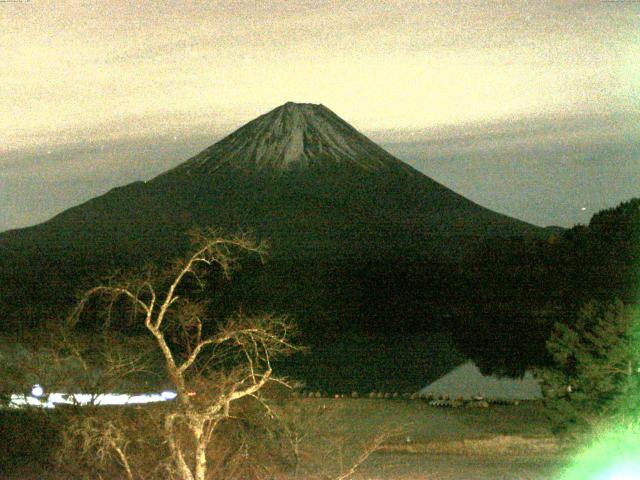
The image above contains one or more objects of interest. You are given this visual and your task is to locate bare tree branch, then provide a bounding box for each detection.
[65,230,294,480]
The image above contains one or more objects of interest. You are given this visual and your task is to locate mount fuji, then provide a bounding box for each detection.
[1,102,541,256]
[0,102,546,390]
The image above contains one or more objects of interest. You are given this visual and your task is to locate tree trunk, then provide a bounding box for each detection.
[165,414,195,480]
[193,422,208,480]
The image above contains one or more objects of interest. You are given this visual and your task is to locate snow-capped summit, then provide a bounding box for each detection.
[172,102,414,174]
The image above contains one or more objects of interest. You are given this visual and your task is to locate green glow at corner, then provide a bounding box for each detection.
[595,461,640,480]
[557,306,640,480]
[556,419,640,480]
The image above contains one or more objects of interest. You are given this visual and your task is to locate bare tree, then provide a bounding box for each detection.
[69,230,297,480]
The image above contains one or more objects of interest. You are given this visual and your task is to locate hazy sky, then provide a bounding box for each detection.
[1,1,639,232]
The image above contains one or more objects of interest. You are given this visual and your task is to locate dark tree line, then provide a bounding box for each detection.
[454,198,640,375]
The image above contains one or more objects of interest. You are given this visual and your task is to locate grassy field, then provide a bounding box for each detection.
[281,397,566,480]
[1,398,569,480]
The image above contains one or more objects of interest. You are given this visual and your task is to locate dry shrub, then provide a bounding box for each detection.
[270,398,401,480]
[56,405,167,480]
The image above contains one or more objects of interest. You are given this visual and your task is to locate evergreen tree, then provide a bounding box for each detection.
[536,299,640,435]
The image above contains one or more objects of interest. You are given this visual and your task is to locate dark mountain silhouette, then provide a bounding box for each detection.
[1,103,541,254]
[0,102,547,391]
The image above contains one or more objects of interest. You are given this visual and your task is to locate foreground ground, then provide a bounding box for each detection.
[301,398,565,480]
[3,398,569,480]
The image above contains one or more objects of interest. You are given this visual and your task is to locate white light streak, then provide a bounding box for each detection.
[7,391,177,409]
